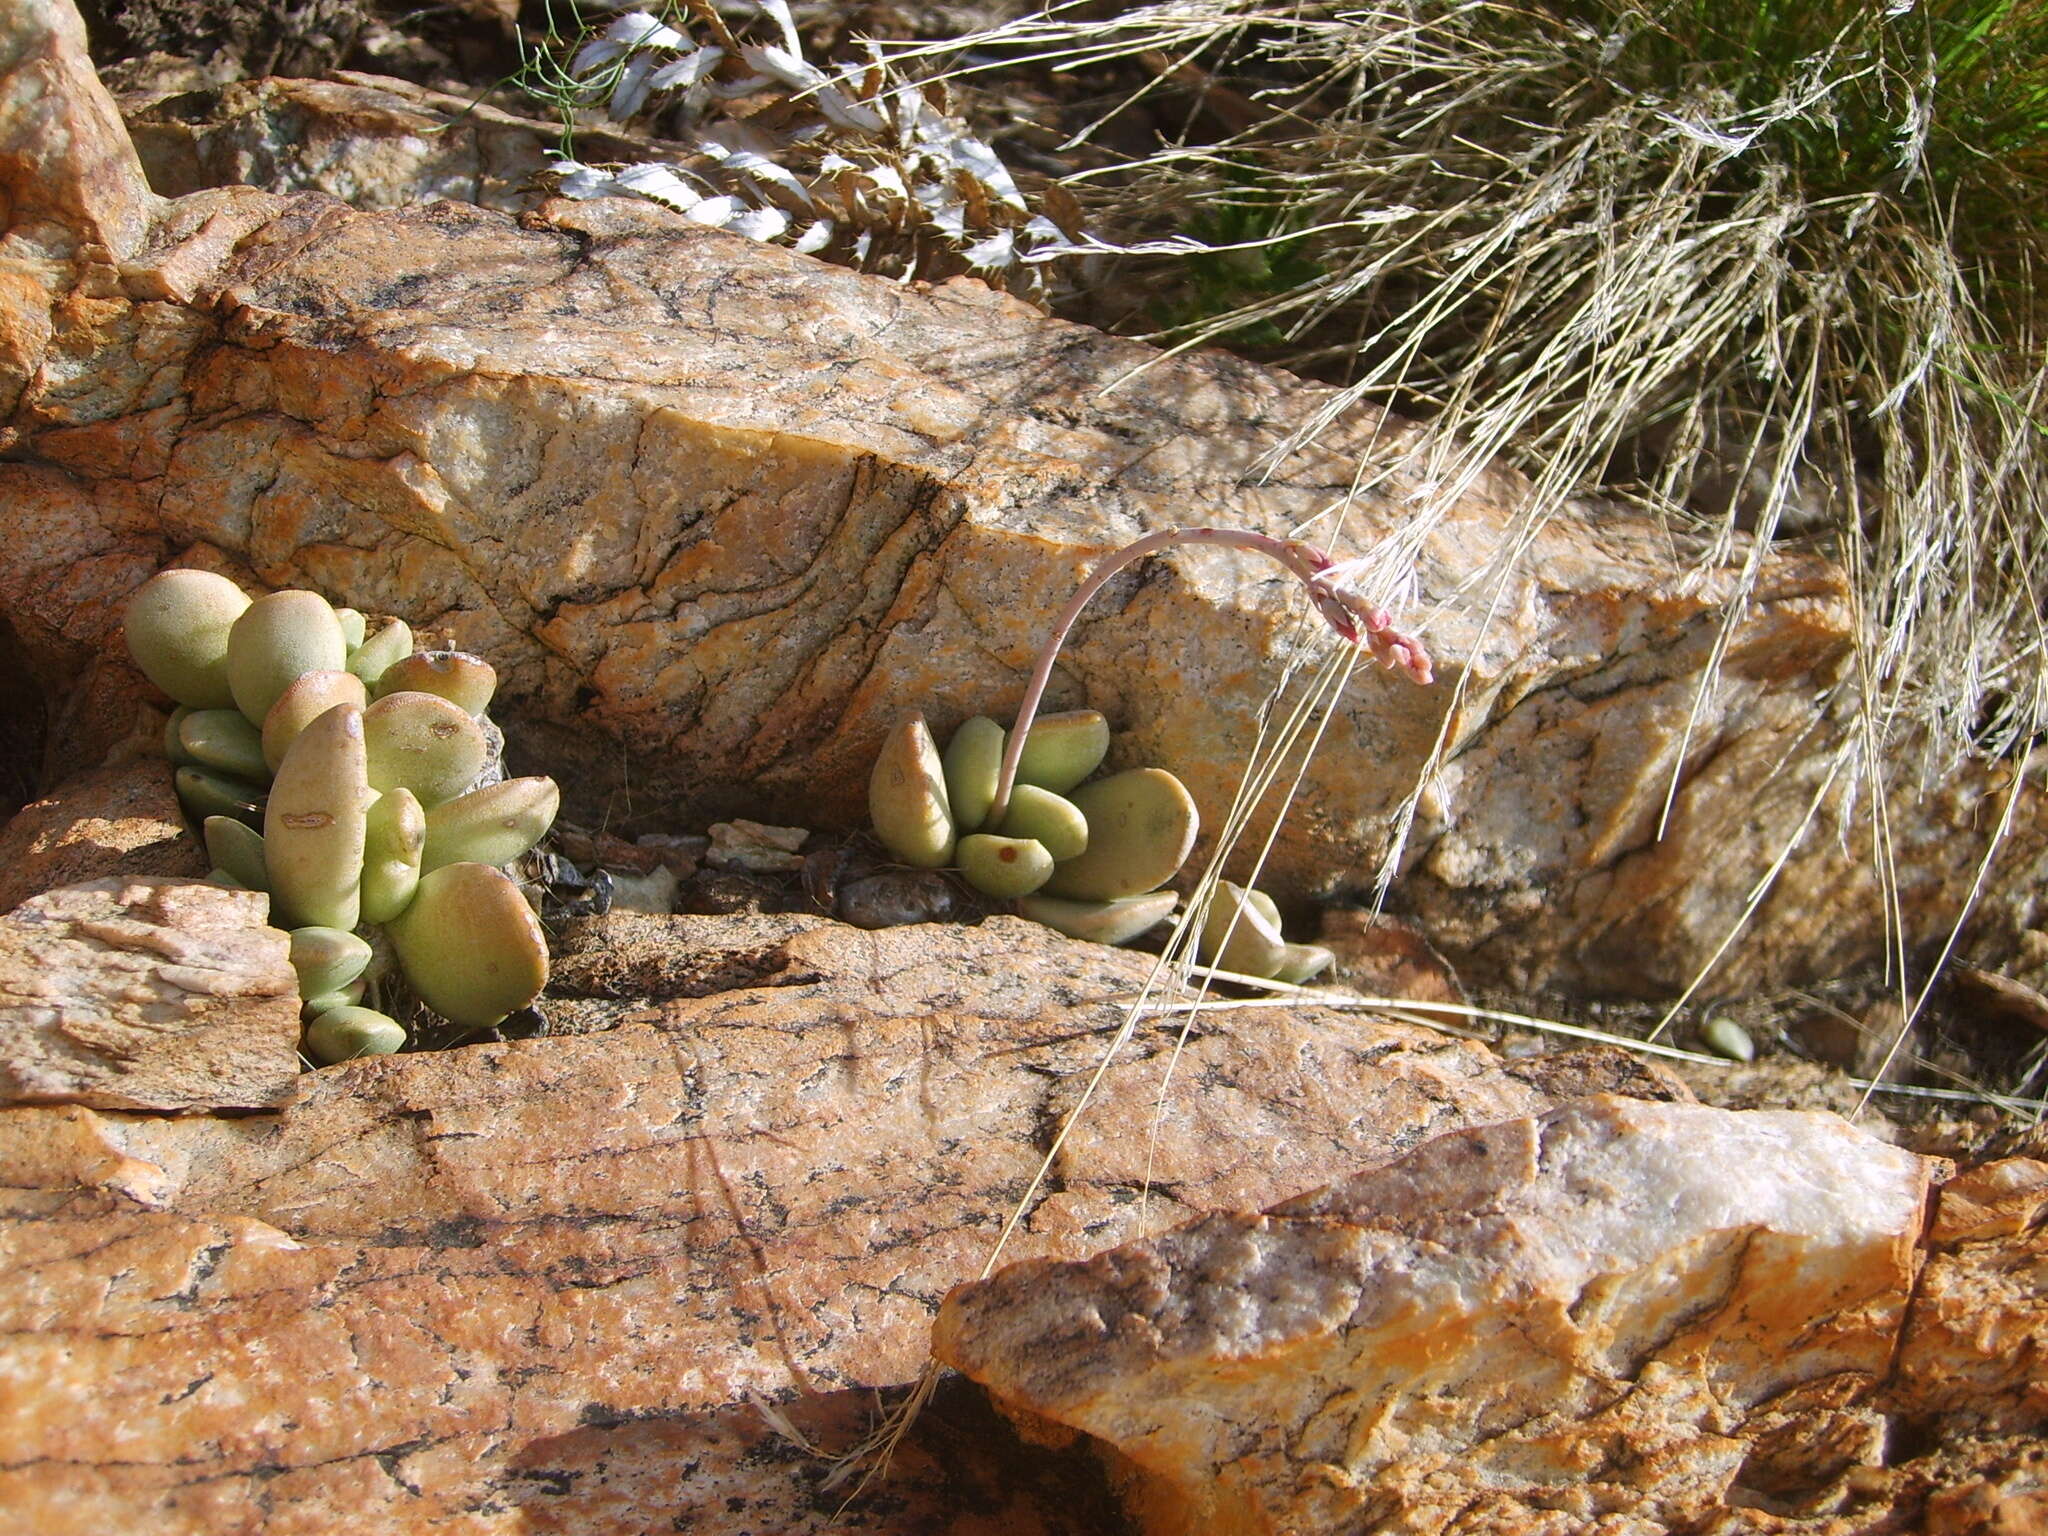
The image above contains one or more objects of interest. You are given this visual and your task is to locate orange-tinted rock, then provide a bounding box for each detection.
[3,0,2045,999]
[0,758,205,912]
[0,911,1556,1534]
[0,875,297,1110]
[936,1096,1936,1535]
[1891,1157,2048,1435]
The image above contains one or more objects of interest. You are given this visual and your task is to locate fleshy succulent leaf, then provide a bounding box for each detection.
[262,669,368,772]
[361,786,427,925]
[1197,880,1289,978]
[1040,767,1198,901]
[163,706,195,765]
[347,617,414,690]
[264,702,370,931]
[301,981,367,1019]
[386,861,549,1029]
[1272,942,1336,985]
[869,714,956,868]
[1014,709,1109,794]
[202,815,269,891]
[373,651,498,716]
[304,1005,406,1063]
[334,608,367,650]
[175,766,265,825]
[288,925,374,1000]
[227,589,349,727]
[124,569,250,709]
[421,777,559,872]
[363,690,488,806]
[941,715,1005,834]
[177,709,268,782]
[1018,889,1178,945]
[958,833,1054,898]
[994,783,1088,862]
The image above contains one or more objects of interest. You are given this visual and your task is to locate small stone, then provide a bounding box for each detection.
[635,832,706,879]
[837,870,964,928]
[707,818,810,873]
[605,863,679,914]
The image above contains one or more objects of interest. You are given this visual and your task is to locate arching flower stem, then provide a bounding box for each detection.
[985,527,1433,826]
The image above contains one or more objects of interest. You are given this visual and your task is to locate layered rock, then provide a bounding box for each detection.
[0,875,298,1110]
[0,910,1582,1535]
[936,1096,2046,1536]
[2,0,2040,999]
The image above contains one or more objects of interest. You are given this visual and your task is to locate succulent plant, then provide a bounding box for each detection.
[869,526,1434,954]
[1194,880,1335,985]
[870,707,1196,940]
[124,571,557,1062]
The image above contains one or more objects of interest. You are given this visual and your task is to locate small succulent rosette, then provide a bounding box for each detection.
[870,710,1336,981]
[126,570,557,1064]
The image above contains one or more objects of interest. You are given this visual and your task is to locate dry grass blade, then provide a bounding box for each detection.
[894,0,2048,782]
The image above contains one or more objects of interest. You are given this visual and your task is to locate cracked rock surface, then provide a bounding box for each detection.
[0,911,1585,1534]
[1,0,2042,995]
[0,874,298,1110]
[936,1096,2048,1535]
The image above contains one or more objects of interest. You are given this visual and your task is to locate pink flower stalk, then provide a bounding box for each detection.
[986,527,1433,825]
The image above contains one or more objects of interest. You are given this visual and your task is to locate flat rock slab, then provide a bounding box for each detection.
[0,911,1582,1534]
[937,1096,2047,1535]
[0,875,298,1110]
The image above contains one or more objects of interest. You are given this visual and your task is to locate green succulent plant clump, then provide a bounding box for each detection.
[127,569,557,1065]
[868,524,1434,965]
[870,708,1198,945]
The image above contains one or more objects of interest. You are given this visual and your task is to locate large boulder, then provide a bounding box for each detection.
[0,874,298,1111]
[935,1096,2048,1535]
[0,758,206,911]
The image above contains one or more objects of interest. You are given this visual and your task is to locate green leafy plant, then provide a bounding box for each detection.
[127,570,557,1063]
[866,526,1431,970]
